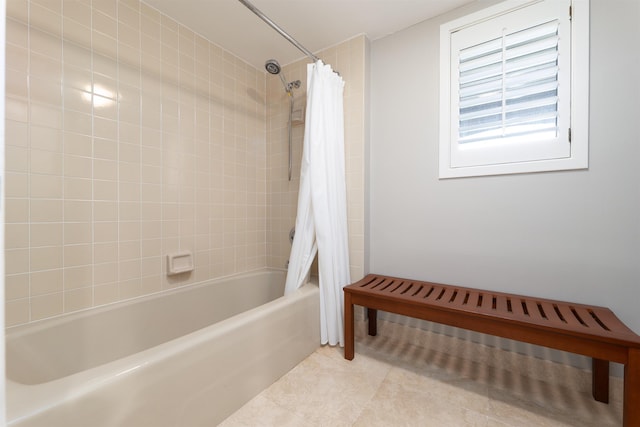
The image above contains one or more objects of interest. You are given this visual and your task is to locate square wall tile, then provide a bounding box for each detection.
[31,292,64,320]
[30,246,64,271]
[6,273,29,300]
[6,299,30,327]
[31,269,63,296]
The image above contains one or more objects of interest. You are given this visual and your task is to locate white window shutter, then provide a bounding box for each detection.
[439,0,587,178]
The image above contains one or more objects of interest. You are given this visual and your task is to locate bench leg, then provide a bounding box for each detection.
[344,292,354,360]
[368,308,378,336]
[592,358,609,403]
[623,348,640,427]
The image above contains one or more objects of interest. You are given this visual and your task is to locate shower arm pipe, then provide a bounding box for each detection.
[237,0,320,63]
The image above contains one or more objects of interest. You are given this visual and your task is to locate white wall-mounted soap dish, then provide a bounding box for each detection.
[167,251,194,275]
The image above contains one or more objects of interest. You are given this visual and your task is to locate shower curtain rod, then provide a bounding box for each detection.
[237,0,321,63]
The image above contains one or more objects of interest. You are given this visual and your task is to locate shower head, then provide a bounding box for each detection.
[265,59,281,75]
[265,59,300,95]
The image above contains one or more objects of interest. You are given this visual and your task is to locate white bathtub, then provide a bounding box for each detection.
[6,269,320,426]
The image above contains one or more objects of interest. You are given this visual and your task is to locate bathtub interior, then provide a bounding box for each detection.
[6,270,321,426]
[6,269,287,385]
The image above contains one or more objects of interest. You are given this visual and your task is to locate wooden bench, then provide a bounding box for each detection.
[344,274,640,426]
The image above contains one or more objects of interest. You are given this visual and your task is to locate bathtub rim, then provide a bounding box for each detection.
[6,269,319,425]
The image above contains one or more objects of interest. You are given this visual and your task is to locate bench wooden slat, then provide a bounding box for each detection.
[494,295,508,315]
[344,273,640,427]
[553,303,581,329]
[437,287,456,305]
[424,285,445,302]
[465,291,481,311]
[538,301,558,324]
[574,305,606,331]
[393,280,412,295]
[595,309,640,337]
[412,283,432,299]
[510,296,528,318]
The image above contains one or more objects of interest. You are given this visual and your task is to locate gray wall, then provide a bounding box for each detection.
[369,0,640,342]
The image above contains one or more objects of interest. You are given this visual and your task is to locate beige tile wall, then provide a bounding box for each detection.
[266,35,368,281]
[5,0,267,326]
[5,0,367,327]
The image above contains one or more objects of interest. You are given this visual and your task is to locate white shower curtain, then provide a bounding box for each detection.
[284,60,351,347]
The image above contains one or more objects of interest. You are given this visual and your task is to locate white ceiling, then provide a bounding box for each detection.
[142,0,475,71]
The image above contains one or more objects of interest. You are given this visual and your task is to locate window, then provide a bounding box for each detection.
[439,0,589,178]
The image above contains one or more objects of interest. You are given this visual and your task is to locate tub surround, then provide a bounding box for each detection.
[4,0,268,327]
[5,0,367,330]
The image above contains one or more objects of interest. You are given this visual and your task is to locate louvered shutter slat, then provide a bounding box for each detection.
[458,20,560,145]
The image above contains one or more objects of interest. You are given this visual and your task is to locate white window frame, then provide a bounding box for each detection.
[439,0,589,179]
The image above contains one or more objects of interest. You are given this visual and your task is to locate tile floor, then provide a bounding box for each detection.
[219,318,623,426]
